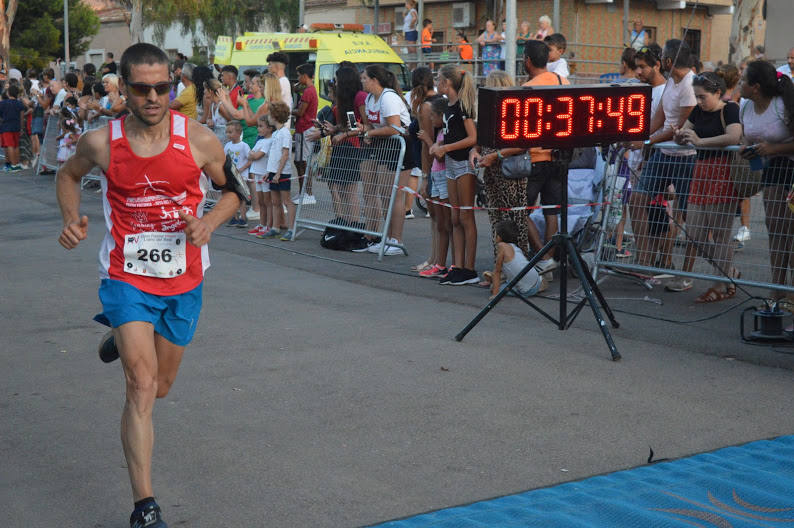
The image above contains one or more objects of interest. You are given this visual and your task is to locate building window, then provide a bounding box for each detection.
[683,29,701,60]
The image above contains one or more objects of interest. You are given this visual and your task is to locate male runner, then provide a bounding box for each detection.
[56,43,241,528]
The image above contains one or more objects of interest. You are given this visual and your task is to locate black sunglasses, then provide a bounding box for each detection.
[694,73,719,88]
[126,81,171,97]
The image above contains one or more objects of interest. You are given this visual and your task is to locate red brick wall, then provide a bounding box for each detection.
[351,0,712,75]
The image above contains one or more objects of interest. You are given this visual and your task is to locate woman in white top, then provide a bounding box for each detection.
[403,0,418,48]
[533,15,554,41]
[358,64,412,255]
[739,60,794,298]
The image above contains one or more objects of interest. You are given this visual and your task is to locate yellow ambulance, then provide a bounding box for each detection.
[213,23,409,109]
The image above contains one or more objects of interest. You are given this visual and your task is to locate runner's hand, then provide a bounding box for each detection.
[59,216,88,249]
[179,212,211,246]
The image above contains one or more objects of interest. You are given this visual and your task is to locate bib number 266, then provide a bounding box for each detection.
[123,232,187,278]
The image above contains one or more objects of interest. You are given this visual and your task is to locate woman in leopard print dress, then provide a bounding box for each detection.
[469,71,529,259]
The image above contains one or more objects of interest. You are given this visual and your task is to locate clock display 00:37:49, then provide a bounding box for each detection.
[499,93,648,141]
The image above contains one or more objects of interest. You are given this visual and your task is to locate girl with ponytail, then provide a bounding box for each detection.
[739,60,794,298]
[432,64,479,285]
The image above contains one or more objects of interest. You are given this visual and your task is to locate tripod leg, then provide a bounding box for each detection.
[573,246,620,329]
[455,238,557,342]
[564,238,621,361]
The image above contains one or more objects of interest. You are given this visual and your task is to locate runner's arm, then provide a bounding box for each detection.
[56,129,105,248]
[185,125,240,245]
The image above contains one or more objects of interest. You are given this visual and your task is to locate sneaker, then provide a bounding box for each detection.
[405,210,415,219]
[246,208,260,220]
[98,331,119,363]
[130,503,167,528]
[438,266,458,283]
[280,230,294,241]
[368,237,405,255]
[292,193,317,205]
[734,226,751,243]
[8,165,23,172]
[535,258,559,275]
[665,277,693,292]
[383,238,406,256]
[247,224,264,236]
[236,218,248,228]
[227,217,240,227]
[257,228,281,239]
[425,210,431,218]
[447,268,480,286]
[419,265,448,278]
[352,239,377,253]
[615,248,632,258]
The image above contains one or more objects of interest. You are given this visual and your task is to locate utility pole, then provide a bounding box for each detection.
[374,0,379,33]
[64,0,70,67]
[299,0,304,27]
[506,0,516,79]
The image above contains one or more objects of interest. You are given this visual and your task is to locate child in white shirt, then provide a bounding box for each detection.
[261,102,295,241]
[223,121,252,227]
[544,33,570,79]
[249,115,275,237]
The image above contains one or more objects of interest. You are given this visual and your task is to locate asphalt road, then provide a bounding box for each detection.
[3,168,794,527]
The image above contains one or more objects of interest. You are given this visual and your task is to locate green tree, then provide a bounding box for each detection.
[145,0,298,50]
[10,0,99,70]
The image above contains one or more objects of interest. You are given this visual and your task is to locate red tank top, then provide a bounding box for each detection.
[99,111,210,295]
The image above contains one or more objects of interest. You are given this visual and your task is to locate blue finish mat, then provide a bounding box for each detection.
[369,436,794,527]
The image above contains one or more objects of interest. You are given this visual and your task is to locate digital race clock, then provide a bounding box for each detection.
[477,84,652,149]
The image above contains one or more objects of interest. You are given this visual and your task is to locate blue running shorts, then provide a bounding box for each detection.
[94,279,203,346]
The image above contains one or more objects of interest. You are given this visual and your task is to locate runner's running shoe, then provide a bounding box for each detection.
[130,503,167,528]
[98,331,119,363]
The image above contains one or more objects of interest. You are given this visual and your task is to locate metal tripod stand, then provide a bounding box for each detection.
[454,168,621,361]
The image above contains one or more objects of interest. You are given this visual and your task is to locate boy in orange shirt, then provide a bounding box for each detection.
[421,19,436,69]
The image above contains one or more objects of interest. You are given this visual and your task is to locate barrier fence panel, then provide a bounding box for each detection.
[35,116,61,176]
[292,135,406,261]
[597,143,794,297]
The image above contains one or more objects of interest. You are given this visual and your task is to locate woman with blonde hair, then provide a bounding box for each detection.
[470,70,531,261]
[534,15,554,40]
[98,73,125,116]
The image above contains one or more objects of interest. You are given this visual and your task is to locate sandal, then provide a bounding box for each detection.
[695,287,733,303]
[411,260,431,272]
[726,269,740,298]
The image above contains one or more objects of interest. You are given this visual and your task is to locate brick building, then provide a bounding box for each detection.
[306,0,734,74]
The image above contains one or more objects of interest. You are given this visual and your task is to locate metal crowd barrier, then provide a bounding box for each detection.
[291,134,406,261]
[596,143,794,296]
[35,116,61,176]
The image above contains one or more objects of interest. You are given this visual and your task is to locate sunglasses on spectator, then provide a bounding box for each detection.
[694,74,719,89]
[126,81,171,97]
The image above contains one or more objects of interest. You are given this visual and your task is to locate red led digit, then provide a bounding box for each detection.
[606,96,624,132]
[579,95,595,133]
[500,97,521,140]
[523,97,543,139]
[626,94,646,133]
[555,96,574,137]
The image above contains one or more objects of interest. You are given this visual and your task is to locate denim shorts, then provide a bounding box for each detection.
[430,169,448,199]
[94,279,203,346]
[635,150,696,211]
[445,156,473,180]
[268,172,291,192]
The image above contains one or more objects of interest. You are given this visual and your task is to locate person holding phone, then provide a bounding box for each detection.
[739,60,794,300]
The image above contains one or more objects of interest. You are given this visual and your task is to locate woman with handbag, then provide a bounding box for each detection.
[738,60,794,301]
[469,70,531,263]
[672,71,742,302]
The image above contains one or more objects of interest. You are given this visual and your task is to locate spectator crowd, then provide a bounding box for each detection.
[4,18,794,307]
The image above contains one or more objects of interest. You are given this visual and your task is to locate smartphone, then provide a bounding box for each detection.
[346,111,357,129]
